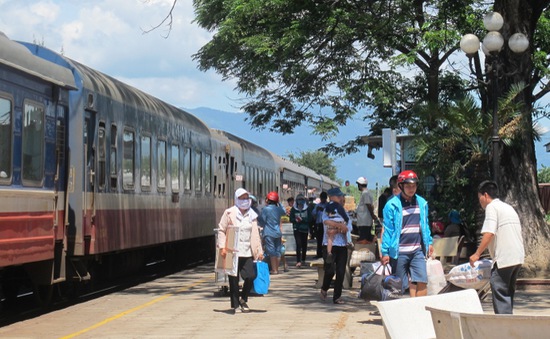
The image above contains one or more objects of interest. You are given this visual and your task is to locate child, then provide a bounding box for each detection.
[324,200,350,263]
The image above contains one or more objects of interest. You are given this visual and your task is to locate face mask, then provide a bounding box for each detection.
[236,198,251,210]
[297,200,305,205]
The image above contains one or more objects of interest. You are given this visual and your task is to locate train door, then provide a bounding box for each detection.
[83,106,97,253]
[225,150,235,208]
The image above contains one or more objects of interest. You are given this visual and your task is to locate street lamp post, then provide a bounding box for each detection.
[460,12,529,185]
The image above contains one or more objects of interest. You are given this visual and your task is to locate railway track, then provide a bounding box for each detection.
[0,258,213,327]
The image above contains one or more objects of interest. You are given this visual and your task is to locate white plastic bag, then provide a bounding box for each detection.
[427,258,447,295]
[447,259,492,290]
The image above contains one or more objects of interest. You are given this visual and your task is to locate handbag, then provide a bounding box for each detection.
[253,261,270,294]
[349,248,376,267]
[359,264,401,301]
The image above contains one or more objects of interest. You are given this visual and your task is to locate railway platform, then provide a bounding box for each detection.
[1,249,550,339]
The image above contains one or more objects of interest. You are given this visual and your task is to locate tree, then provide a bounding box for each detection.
[539,165,550,183]
[191,0,550,275]
[287,150,337,181]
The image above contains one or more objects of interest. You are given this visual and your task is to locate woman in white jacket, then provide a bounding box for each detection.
[218,188,264,314]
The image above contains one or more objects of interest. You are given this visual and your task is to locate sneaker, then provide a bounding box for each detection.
[239,298,250,313]
[231,307,240,314]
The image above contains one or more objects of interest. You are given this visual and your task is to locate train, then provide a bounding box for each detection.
[0,32,339,304]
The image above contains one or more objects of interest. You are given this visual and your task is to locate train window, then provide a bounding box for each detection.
[205,153,211,193]
[141,135,151,190]
[194,151,202,191]
[0,96,12,183]
[184,147,191,190]
[22,101,45,185]
[157,140,166,191]
[110,124,118,190]
[98,122,106,190]
[171,144,179,192]
[122,129,135,190]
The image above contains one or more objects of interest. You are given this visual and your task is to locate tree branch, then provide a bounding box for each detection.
[141,0,178,38]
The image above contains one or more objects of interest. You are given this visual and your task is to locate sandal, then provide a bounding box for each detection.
[320,289,327,301]
[333,298,345,304]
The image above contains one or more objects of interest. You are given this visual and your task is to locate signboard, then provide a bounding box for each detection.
[382,128,396,168]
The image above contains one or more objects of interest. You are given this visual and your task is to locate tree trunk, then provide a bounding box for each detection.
[494,0,550,277]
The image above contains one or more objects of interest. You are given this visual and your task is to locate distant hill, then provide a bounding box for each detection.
[185,106,329,159]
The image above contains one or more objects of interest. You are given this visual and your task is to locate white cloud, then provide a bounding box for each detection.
[0,0,236,112]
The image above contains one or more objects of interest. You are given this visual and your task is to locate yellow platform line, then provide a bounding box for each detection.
[59,279,207,339]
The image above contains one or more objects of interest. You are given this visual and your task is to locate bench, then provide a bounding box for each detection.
[372,289,482,339]
[426,306,550,339]
[310,259,325,288]
[311,239,377,289]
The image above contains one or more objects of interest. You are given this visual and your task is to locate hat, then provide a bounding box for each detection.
[356,177,368,185]
[235,188,249,199]
[327,187,344,197]
[449,210,462,224]
[296,193,306,200]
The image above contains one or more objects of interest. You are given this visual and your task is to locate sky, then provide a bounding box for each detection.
[0,0,548,191]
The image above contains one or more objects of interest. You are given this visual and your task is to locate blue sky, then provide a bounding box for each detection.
[0,0,548,190]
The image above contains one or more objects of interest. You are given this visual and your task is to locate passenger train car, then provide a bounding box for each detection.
[0,32,339,303]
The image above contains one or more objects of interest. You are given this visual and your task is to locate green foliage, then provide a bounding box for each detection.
[539,165,550,183]
[286,150,338,181]
[192,0,483,153]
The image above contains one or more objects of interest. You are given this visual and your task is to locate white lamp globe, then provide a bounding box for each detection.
[460,34,480,54]
[483,31,504,53]
[484,12,504,31]
[482,43,490,56]
[508,33,529,53]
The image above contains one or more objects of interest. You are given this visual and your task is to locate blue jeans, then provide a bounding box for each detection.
[390,249,427,293]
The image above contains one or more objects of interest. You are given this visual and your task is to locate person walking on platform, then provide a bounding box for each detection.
[355,176,378,244]
[381,170,433,297]
[320,187,352,304]
[260,191,286,274]
[312,192,329,258]
[218,188,264,314]
[470,180,524,314]
[290,194,311,267]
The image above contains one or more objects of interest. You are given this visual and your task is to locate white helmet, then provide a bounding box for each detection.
[356,177,368,185]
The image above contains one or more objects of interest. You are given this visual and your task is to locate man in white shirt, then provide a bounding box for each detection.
[470,180,525,314]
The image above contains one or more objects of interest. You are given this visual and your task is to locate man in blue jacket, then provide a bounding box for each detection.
[381,170,433,297]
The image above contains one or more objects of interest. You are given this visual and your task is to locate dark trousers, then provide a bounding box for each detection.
[490,263,522,314]
[294,230,309,263]
[228,256,254,308]
[315,223,324,257]
[321,245,348,302]
[358,225,374,241]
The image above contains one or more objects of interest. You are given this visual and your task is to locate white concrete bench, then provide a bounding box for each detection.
[426,306,550,339]
[372,289,482,339]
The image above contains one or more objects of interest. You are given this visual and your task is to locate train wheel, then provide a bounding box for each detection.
[33,284,54,307]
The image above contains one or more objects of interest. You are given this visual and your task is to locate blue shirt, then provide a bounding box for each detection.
[312,201,328,224]
[322,203,352,247]
[398,195,422,254]
[260,204,286,238]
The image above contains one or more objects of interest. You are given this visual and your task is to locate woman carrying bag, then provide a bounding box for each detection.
[218,188,264,314]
